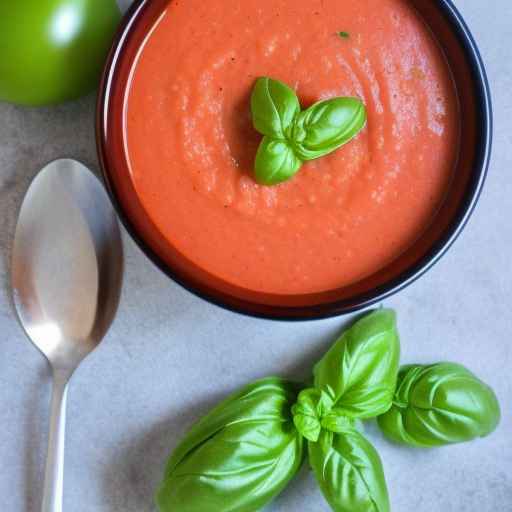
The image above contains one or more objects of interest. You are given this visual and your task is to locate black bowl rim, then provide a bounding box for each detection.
[96,0,492,321]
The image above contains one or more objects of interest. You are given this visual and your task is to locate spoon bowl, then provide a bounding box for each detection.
[11,158,123,511]
[12,158,123,372]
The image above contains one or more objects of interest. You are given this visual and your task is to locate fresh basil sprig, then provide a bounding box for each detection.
[293,309,398,512]
[377,363,501,447]
[156,310,500,512]
[250,77,366,185]
[156,378,304,512]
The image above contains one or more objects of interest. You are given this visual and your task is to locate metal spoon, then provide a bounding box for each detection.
[11,159,123,512]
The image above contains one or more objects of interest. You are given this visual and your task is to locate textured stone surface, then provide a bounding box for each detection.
[0,1,511,510]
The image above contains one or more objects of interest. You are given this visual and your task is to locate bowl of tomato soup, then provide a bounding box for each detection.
[97,0,491,319]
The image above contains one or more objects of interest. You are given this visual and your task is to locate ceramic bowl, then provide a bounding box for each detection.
[97,0,491,319]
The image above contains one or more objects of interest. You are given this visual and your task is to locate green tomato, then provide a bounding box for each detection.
[0,0,121,106]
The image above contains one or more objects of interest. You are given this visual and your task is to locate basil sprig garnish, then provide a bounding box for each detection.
[156,310,500,512]
[251,77,367,185]
[377,363,501,447]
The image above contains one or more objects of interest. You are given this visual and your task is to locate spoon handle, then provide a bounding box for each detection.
[41,372,69,512]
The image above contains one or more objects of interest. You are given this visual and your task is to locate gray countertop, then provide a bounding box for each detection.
[1,1,511,510]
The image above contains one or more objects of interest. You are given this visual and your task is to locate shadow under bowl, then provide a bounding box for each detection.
[96,0,492,320]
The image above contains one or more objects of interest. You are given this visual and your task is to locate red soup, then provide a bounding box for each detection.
[124,0,459,295]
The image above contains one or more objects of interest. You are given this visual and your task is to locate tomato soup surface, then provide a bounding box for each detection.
[125,0,459,294]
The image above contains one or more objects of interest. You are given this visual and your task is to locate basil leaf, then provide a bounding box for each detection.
[251,77,300,139]
[320,408,355,433]
[254,136,303,185]
[377,363,501,447]
[250,78,367,185]
[292,97,366,160]
[313,309,400,419]
[156,378,305,512]
[292,388,335,442]
[309,429,390,512]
